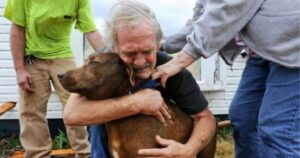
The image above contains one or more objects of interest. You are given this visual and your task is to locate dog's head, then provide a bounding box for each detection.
[58,53,128,100]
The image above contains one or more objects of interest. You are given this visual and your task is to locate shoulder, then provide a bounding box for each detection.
[155,51,208,114]
[156,51,172,66]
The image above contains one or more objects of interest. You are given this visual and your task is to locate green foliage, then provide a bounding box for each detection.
[0,129,71,157]
[216,127,234,158]
[0,135,23,157]
[218,126,233,140]
[52,129,71,150]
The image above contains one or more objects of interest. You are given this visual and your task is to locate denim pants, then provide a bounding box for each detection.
[89,125,110,158]
[229,57,300,158]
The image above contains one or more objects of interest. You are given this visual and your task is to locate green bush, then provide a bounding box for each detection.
[52,129,71,150]
[0,135,23,157]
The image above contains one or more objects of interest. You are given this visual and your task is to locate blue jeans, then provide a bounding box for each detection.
[229,57,300,158]
[89,125,110,158]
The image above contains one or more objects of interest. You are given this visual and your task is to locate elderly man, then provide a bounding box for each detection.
[64,1,216,158]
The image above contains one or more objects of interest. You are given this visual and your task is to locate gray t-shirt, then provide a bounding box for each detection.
[162,0,300,68]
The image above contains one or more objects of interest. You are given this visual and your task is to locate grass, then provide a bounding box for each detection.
[1,128,235,158]
[216,126,234,158]
[0,134,23,158]
[52,129,71,150]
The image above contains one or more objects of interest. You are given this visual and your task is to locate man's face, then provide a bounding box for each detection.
[117,21,160,81]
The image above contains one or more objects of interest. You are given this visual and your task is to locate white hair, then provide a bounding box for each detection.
[105,0,163,51]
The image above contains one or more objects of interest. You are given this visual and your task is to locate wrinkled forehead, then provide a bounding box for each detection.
[117,25,158,52]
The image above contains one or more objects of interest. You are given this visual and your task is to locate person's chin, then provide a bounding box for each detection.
[135,71,151,80]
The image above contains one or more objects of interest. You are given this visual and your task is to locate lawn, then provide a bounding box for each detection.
[1,128,234,158]
[216,127,234,158]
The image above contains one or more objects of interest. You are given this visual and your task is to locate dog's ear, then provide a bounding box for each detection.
[118,57,126,67]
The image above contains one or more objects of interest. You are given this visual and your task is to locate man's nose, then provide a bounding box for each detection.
[133,55,146,67]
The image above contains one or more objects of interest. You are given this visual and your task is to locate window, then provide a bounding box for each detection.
[83,0,225,91]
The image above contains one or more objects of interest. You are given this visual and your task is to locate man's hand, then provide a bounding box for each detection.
[138,135,196,158]
[152,51,195,88]
[17,69,33,92]
[134,89,171,124]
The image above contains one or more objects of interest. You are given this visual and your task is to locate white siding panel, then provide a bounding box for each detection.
[204,91,226,100]
[208,100,229,108]
[0,102,64,120]
[0,42,10,51]
[209,107,229,115]
[0,17,10,25]
[0,51,12,59]
[0,94,18,102]
[0,94,61,103]
[0,60,14,67]
[204,56,247,114]
[46,111,63,119]
[48,101,63,111]
[0,68,16,76]
[230,62,247,70]
[226,69,244,77]
[225,92,236,100]
[0,111,19,120]
[49,94,62,102]
[226,77,241,85]
[0,85,18,94]
[0,77,16,85]
[0,34,9,42]
[225,85,239,92]
[0,1,7,7]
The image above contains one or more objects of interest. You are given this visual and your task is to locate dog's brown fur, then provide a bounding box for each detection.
[59,53,216,158]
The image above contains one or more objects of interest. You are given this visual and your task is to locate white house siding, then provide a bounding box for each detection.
[205,56,247,115]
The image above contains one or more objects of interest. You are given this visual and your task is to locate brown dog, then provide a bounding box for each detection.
[58,53,216,158]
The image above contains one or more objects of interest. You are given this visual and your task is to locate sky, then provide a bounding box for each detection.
[90,0,196,36]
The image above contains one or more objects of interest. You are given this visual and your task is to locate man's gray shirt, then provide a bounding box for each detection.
[162,0,300,68]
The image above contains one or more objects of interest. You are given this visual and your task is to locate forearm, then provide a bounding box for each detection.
[173,51,196,70]
[85,31,104,51]
[10,23,25,72]
[183,0,264,59]
[185,109,216,155]
[64,93,140,126]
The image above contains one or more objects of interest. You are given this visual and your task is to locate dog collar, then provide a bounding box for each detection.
[129,79,158,94]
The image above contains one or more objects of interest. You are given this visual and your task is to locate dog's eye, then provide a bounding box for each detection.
[90,61,97,65]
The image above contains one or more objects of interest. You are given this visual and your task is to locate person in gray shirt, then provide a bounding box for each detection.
[153,0,300,157]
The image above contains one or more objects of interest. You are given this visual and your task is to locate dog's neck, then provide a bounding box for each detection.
[110,66,153,97]
[109,71,133,98]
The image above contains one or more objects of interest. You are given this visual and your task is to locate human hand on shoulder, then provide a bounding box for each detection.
[152,51,195,88]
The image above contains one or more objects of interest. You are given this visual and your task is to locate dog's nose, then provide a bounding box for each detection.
[57,73,65,79]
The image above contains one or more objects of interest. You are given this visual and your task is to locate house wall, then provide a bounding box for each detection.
[0,0,247,119]
[204,56,247,115]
